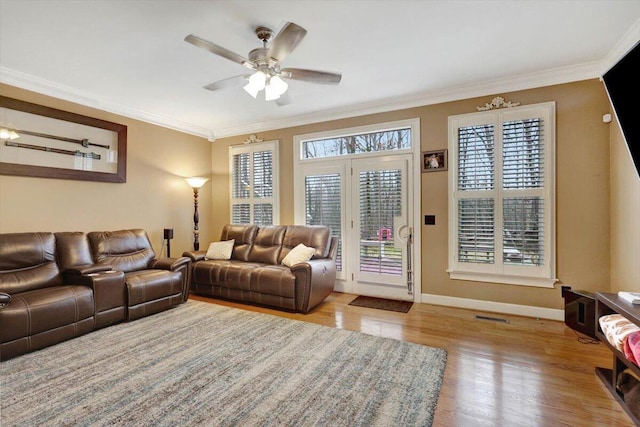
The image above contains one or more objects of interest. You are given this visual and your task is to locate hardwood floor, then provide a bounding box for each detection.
[189,292,634,426]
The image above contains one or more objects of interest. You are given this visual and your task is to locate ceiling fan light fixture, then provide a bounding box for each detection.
[269,75,288,96]
[264,87,279,101]
[265,75,288,101]
[243,71,267,98]
[187,22,341,106]
[243,84,260,99]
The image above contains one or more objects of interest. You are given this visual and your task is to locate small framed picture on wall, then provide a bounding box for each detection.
[422,149,447,172]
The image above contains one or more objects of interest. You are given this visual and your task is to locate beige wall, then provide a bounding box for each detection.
[0,84,213,256]
[3,79,624,311]
[609,115,640,292]
[211,79,612,310]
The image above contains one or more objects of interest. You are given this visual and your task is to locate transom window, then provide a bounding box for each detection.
[301,127,411,159]
[448,102,556,287]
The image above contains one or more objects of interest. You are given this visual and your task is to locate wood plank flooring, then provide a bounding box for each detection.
[189,293,634,426]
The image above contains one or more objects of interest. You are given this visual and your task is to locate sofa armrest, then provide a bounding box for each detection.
[149,256,191,271]
[60,270,127,325]
[62,269,124,289]
[0,292,11,309]
[62,265,116,285]
[149,257,192,302]
[290,258,336,313]
[63,264,113,275]
[182,251,207,262]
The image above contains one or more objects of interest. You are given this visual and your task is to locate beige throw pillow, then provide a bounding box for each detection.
[281,243,316,267]
[205,239,235,260]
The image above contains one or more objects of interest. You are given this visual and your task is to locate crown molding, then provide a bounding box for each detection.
[0,67,215,141]
[0,57,607,140]
[600,18,640,75]
[212,60,602,138]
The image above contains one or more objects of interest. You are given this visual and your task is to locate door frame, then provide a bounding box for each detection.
[293,118,422,303]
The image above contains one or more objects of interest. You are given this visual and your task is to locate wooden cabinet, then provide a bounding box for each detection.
[595,292,640,426]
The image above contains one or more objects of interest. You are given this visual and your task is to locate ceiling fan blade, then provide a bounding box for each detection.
[267,22,307,62]
[275,91,293,106]
[281,68,342,85]
[203,75,250,91]
[185,34,255,70]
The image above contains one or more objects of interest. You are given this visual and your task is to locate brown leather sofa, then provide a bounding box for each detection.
[0,229,190,360]
[183,224,337,313]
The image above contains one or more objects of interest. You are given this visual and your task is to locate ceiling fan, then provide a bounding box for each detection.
[185,22,342,105]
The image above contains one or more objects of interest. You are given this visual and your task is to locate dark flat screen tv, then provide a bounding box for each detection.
[602,40,640,179]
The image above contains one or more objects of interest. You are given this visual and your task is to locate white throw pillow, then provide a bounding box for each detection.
[281,243,316,267]
[205,239,235,260]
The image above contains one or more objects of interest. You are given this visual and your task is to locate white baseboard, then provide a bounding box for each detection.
[421,293,564,321]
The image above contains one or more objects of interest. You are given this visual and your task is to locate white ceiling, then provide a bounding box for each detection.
[1,1,639,140]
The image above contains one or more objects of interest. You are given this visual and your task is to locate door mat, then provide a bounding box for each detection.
[348,296,413,313]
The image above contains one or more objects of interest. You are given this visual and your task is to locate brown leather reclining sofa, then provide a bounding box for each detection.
[183,224,337,313]
[0,229,190,360]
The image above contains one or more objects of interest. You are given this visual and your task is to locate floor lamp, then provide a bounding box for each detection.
[185,177,209,251]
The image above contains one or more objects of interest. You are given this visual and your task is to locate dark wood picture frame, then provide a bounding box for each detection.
[421,149,448,172]
[0,96,127,183]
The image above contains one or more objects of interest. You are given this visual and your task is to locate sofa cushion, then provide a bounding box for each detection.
[220,224,258,261]
[248,226,286,265]
[250,265,296,298]
[193,260,265,291]
[0,232,62,294]
[278,226,331,264]
[88,229,155,272]
[125,270,183,306]
[0,285,94,343]
[55,231,94,270]
[205,239,235,260]
[281,243,316,267]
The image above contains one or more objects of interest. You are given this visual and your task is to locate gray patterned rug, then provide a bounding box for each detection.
[1,300,447,426]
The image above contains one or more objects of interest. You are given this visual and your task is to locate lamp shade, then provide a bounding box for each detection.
[265,76,288,101]
[185,177,209,189]
[0,128,20,140]
[243,71,267,99]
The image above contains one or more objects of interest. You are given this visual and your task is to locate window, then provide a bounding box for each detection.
[229,141,279,226]
[304,172,343,271]
[301,127,411,159]
[448,102,556,287]
[358,169,403,276]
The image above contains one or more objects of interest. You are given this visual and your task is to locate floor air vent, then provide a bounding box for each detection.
[475,315,509,323]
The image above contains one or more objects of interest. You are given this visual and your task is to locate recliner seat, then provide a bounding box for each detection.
[0,232,95,360]
[88,229,189,320]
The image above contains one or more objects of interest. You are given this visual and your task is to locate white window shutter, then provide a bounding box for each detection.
[229,141,279,225]
[448,103,556,287]
[457,125,495,191]
[304,173,343,270]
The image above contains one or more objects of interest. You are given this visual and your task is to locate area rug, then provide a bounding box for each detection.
[348,295,414,313]
[1,301,446,427]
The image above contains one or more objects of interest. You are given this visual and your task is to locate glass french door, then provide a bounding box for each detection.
[297,155,413,301]
[352,157,412,300]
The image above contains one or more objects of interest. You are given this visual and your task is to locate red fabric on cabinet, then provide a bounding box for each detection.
[625,331,640,365]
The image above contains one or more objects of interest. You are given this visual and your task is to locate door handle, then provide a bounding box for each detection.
[395,220,409,249]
